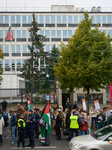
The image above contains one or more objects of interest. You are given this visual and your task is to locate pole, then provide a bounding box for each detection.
[10,38,12,103]
[47,78,48,95]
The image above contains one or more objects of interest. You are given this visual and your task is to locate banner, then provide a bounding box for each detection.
[110,83,112,107]
[94,100,100,110]
[82,99,86,110]
[104,108,110,118]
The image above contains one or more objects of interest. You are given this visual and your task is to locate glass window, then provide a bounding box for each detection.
[79,16,84,22]
[51,16,55,23]
[5,45,9,53]
[92,16,95,23]
[22,60,25,67]
[22,30,26,38]
[108,30,112,37]
[102,16,106,23]
[57,16,61,23]
[35,16,38,22]
[16,45,21,53]
[11,16,15,23]
[16,15,20,23]
[17,30,21,38]
[74,16,78,23]
[28,31,30,38]
[45,30,49,38]
[107,16,112,23]
[12,30,15,38]
[0,16,3,23]
[5,60,9,67]
[22,45,27,53]
[46,45,50,52]
[96,16,101,23]
[68,30,72,38]
[57,44,61,50]
[0,30,3,38]
[40,30,44,36]
[63,30,67,38]
[39,16,44,23]
[0,45,3,51]
[40,57,44,67]
[12,45,15,53]
[51,30,55,38]
[62,16,66,23]
[17,59,21,67]
[45,16,50,23]
[22,15,27,23]
[5,16,9,23]
[57,30,61,38]
[28,15,32,23]
[68,16,72,23]
[12,59,15,68]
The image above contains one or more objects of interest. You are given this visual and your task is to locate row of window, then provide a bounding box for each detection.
[0,44,61,53]
[0,15,112,24]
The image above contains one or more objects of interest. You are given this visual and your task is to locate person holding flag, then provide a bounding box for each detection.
[39,100,51,145]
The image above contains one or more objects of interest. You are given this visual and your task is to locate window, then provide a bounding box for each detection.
[12,59,15,68]
[74,16,78,23]
[45,30,49,38]
[17,59,21,68]
[0,16,3,23]
[57,16,61,23]
[68,30,72,38]
[22,15,27,23]
[5,16,9,23]
[22,30,26,38]
[35,16,38,22]
[22,60,25,67]
[16,15,20,23]
[5,45,9,53]
[11,16,15,23]
[45,16,50,23]
[0,30,3,38]
[57,30,61,38]
[12,30,15,38]
[5,30,8,37]
[22,45,27,53]
[28,31,30,38]
[39,16,44,23]
[107,16,112,23]
[28,15,32,23]
[92,16,95,23]
[68,16,72,23]
[16,45,21,53]
[63,30,67,38]
[5,60,9,68]
[79,16,84,22]
[40,57,44,67]
[46,45,50,52]
[17,30,21,38]
[0,45,3,51]
[12,45,15,53]
[51,30,55,38]
[108,30,112,37]
[62,16,66,23]
[40,30,44,36]
[51,16,55,23]
[102,16,106,23]
[96,16,101,23]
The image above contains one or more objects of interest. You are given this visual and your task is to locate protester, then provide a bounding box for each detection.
[97,109,105,129]
[73,101,78,109]
[80,112,86,136]
[107,110,112,124]
[89,104,97,129]
[0,111,4,146]
[3,111,8,139]
[17,103,23,114]
[34,108,40,139]
[65,108,71,140]
[65,98,71,112]
[2,99,7,112]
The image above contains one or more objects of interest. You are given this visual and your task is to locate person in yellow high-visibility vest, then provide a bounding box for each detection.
[69,111,80,139]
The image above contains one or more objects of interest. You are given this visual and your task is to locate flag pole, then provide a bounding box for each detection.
[10,38,12,103]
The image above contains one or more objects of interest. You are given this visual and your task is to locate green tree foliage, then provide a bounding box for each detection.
[54,12,112,112]
[0,45,4,83]
[21,13,46,99]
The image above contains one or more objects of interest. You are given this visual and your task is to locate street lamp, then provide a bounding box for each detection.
[46,73,49,95]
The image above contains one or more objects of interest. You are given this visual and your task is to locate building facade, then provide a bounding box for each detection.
[0,5,111,105]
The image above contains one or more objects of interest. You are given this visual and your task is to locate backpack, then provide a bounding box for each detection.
[79,117,85,125]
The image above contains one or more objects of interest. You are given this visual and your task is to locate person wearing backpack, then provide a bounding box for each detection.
[107,110,112,125]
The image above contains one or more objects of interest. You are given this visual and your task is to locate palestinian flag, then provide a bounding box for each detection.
[27,96,32,110]
[39,100,51,144]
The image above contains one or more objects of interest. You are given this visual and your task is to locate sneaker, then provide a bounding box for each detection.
[11,141,15,145]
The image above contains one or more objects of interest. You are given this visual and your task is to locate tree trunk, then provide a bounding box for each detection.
[87,87,90,114]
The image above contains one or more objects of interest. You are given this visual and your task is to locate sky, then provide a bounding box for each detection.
[0,0,112,10]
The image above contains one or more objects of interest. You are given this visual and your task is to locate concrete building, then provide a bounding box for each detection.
[0,5,111,106]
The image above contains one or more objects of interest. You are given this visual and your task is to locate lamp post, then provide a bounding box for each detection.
[46,73,49,95]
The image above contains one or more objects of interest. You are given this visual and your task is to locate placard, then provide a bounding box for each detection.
[46,95,50,101]
[82,99,86,110]
[104,108,110,118]
[94,100,100,110]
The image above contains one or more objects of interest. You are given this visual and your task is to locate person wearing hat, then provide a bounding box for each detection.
[34,108,40,139]
[17,114,26,148]
[97,109,105,129]
[26,110,36,148]
[68,111,80,140]
[107,110,112,125]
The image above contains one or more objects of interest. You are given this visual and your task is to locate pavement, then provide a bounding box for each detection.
[1,130,69,150]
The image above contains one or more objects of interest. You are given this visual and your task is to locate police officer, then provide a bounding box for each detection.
[27,110,36,148]
[17,114,26,148]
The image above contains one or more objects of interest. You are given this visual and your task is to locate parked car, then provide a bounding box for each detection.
[69,125,112,150]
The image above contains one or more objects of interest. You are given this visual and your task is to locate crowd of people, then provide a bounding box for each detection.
[0,98,112,148]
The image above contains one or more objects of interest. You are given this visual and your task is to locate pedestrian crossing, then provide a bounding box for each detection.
[11,146,57,149]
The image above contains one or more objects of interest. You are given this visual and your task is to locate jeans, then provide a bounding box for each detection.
[11,126,16,143]
[80,130,85,136]
[70,129,79,140]
[4,127,8,138]
[98,124,104,129]
[91,117,97,129]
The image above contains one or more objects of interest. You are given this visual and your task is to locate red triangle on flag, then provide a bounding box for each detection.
[27,96,32,104]
[44,101,50,114]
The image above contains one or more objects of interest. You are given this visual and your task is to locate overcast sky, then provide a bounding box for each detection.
[0,0,112,9]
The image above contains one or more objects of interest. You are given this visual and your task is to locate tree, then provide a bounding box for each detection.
[54,12,112,113]
[0,45,4,83]
[21,13,46,99]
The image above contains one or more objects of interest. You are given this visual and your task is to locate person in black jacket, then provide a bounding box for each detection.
[34,108,40,139]
[65,108,71,140]
[65,99,71,112]
[3,111,8,139]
